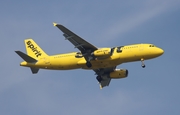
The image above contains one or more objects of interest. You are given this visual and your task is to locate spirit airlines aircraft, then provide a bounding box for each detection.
[15,23,164,89]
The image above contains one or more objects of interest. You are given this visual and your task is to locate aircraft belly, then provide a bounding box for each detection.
[119,50,142,62]
[44,57,81,70]
[119,49,153,63]
[77,56,122,69]
[80,60,120,69]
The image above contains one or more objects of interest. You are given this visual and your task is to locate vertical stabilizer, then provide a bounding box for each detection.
[24,39,48,59]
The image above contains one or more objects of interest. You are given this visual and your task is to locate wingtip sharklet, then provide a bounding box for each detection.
[99,84,103,89]
[53,22,57,26]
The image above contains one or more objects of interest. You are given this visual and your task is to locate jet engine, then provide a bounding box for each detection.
[92,48,111,57]
[109,69,128,79]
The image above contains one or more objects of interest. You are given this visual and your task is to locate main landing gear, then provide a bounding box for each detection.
[141,58,146,68]
[86,61,92,68]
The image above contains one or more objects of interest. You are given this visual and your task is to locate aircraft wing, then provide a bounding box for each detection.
[53,23,98,54]
[94,66,116,89]
[54,23,115,88]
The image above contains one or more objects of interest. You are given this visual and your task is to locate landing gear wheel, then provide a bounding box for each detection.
[86,61,92,68]
[96,76,102,82]
[142,64,146,68]
[141,58,146,68]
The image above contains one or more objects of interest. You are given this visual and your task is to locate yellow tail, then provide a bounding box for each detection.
[25,39,48,59]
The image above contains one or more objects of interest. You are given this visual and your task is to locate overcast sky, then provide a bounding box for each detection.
[1,0,180,115]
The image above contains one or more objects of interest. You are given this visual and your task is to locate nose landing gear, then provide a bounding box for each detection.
[141,58,145,68]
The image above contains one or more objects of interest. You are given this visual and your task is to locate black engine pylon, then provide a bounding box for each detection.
[86,61,92,68]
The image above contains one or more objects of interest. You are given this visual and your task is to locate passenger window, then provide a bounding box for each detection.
[149,45,155,47]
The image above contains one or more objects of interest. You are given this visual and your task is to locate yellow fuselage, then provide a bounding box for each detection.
[20,44,164,70]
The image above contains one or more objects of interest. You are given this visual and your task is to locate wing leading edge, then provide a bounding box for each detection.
[53,23,98,53]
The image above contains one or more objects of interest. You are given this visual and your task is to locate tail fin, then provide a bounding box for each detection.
[25,39,48,60]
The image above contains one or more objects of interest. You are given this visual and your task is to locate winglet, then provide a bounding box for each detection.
[99,84,103,89]
[53,22,57,27]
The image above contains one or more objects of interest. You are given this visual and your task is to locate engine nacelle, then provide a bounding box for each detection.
[93,48,111,57]
[110,69,128,79]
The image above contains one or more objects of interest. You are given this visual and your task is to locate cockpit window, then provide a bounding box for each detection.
[149,45,155,47]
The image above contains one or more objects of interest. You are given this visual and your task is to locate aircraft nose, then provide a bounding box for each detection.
[157,48,164,55]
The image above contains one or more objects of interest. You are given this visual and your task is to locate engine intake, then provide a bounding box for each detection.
[93,48,111,57]
[110,69,128,79]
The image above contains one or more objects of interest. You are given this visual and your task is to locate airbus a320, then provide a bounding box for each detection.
[15,23,164,89]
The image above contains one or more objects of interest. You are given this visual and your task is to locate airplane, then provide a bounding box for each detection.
[15,23,164,89]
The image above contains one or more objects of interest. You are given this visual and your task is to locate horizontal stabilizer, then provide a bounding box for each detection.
[30,67,39,74]
[15,51,37,63]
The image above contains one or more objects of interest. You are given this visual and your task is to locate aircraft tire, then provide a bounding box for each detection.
[142,65,146,68]
[86,61,92,68]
